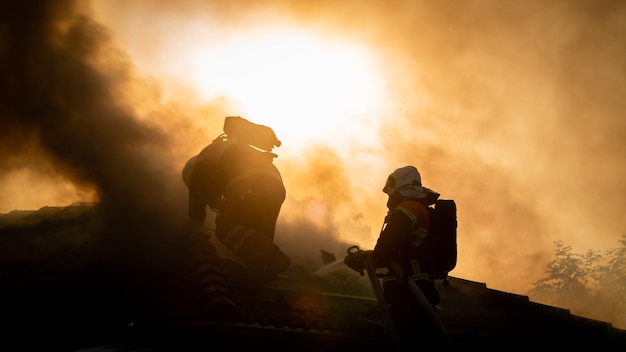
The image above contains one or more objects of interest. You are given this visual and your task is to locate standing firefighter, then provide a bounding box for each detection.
[345,165,448,350]
[183,116,291,291]
[374,165,441,308]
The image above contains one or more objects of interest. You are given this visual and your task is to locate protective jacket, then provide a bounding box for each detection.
[213,141,286,266]
[373,192,440,306]
[185,137,289,286]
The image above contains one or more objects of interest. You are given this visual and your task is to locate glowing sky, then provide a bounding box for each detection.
[1,0,624,312]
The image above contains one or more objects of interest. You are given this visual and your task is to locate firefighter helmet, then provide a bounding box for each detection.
[382,165,422,195]
[223,116,281,151]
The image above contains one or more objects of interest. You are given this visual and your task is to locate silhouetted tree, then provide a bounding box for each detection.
[529,240,599,310]
[594,235,626,328]
[529,235,626,329]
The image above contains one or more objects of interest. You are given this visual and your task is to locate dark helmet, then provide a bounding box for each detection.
[223,116,281,151]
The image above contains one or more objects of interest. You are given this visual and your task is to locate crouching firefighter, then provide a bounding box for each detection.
[345,165,454,351]
[182,116,291,293]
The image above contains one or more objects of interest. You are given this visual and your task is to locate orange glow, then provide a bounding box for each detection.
[2,1,625,330]
[190,31,384,114]
[142,27,388,155]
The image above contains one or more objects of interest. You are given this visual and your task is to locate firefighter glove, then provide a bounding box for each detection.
[344,251,367,276]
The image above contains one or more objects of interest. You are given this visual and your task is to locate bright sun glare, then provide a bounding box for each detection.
[185,30,387,151]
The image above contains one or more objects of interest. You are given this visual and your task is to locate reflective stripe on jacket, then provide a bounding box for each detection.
[373,200,431,268]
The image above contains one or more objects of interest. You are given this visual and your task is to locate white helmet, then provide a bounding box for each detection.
[383,165,422,195]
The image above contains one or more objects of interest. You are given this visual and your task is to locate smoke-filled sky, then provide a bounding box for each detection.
[1,0,625,300]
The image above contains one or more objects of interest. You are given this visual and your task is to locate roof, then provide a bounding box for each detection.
[1,203,625,351]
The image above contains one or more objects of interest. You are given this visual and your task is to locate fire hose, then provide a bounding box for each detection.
[346,246,455,351]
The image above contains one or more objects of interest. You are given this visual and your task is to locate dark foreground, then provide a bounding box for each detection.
[2,205,626,351]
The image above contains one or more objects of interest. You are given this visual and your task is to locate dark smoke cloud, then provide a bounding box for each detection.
[0,1,190,270]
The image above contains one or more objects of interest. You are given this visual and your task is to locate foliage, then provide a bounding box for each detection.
[528,235,626,329]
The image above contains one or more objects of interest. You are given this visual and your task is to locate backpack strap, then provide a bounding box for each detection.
[396,200,430,248]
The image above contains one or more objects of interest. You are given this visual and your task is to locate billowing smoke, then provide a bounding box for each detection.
[0,1,199,272]
[1,0,625,327]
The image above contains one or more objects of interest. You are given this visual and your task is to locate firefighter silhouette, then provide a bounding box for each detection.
[182,116,291,297]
